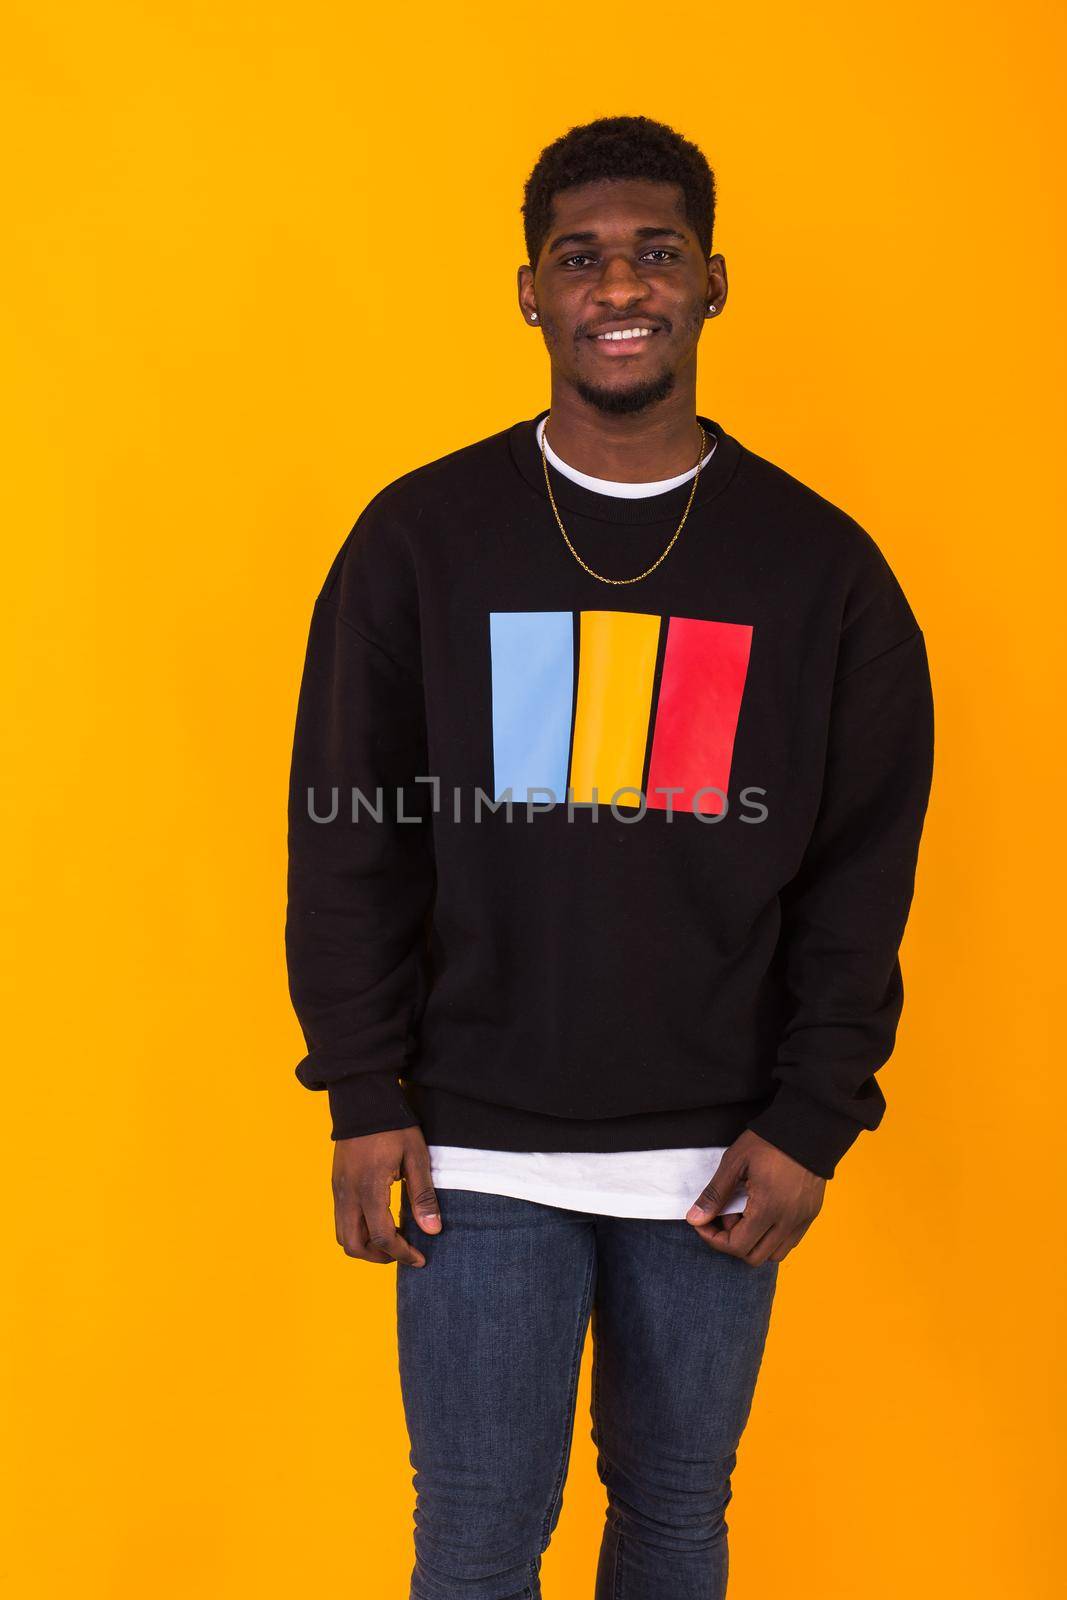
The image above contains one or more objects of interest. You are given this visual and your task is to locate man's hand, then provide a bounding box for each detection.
[332,1126,442,1268]
[685,1130,825,1266]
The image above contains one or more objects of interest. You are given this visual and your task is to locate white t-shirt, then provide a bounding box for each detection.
[426,415,747,1221]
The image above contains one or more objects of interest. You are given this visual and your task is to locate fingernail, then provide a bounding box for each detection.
[686,1205,709,1222]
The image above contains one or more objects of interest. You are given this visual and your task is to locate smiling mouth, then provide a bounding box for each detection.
[587,326,663,353]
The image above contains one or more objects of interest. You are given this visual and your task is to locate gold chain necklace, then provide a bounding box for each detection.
[540,417,708,586]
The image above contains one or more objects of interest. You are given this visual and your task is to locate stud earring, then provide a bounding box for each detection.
[530,312,539,322]
[707,304,717,315]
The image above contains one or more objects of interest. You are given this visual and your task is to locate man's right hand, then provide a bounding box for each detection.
[331,1126,442,1267]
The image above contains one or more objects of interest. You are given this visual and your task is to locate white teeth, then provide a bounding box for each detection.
[597,327,654,341]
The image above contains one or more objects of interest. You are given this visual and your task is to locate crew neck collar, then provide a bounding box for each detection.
[507,407,743,526]
[535,413,717,497]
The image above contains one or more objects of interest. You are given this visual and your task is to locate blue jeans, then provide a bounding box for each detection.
[396,1186,778,1599]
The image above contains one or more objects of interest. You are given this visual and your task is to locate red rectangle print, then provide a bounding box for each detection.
[646,618,753,816]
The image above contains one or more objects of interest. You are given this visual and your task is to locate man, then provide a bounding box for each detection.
[285,114,935,1600]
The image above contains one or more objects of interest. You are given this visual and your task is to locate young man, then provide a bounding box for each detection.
[286,115,935,1600]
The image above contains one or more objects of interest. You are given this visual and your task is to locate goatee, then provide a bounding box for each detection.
[572,367,677,416]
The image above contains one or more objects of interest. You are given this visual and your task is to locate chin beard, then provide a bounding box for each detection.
[572,366,677,416]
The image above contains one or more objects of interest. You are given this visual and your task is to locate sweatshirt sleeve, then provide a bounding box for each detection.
[285,500,435,1141]
[746,559,935,1179]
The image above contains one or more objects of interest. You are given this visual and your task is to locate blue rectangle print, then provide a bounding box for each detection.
[490,611,574,803]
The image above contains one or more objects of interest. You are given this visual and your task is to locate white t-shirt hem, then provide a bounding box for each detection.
[427,1147,749,1220]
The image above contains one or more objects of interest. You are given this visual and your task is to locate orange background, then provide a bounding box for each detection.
[3,3,1064,1595]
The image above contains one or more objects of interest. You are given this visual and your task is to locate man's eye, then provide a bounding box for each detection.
[561,250,678,268]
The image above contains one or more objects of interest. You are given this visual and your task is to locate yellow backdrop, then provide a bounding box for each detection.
[3,3,1063,1595]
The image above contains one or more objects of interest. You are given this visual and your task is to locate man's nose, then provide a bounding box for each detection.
[595,264,650,301]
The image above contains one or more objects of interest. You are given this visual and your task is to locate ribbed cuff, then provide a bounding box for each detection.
[745,1083,867,1180]
[326,1071,420,1142]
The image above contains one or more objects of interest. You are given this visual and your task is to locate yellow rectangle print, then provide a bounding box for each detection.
[569,611,661,807]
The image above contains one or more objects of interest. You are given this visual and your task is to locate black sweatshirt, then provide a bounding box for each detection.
[285,409,935,1180]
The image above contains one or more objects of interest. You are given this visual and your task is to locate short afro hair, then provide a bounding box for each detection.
[521,114,717,269]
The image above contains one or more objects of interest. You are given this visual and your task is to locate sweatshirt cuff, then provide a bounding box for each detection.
[326,1071,420,1142]
[745,1084,867,1180]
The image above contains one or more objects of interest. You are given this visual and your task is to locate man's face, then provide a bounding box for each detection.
[518,177,725,415]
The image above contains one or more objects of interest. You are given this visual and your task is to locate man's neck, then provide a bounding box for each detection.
[541,390,706,484]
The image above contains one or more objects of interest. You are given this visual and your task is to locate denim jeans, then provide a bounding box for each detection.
[396,1185,778,1599]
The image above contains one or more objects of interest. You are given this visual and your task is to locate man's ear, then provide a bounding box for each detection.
[517,263,537,323]
[706,251,729,309]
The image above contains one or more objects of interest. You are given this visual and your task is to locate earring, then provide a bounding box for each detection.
[530,312,539,322]
[707,304,717,315]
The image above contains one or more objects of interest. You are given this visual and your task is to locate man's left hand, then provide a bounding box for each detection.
[685,1130,826,1266]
